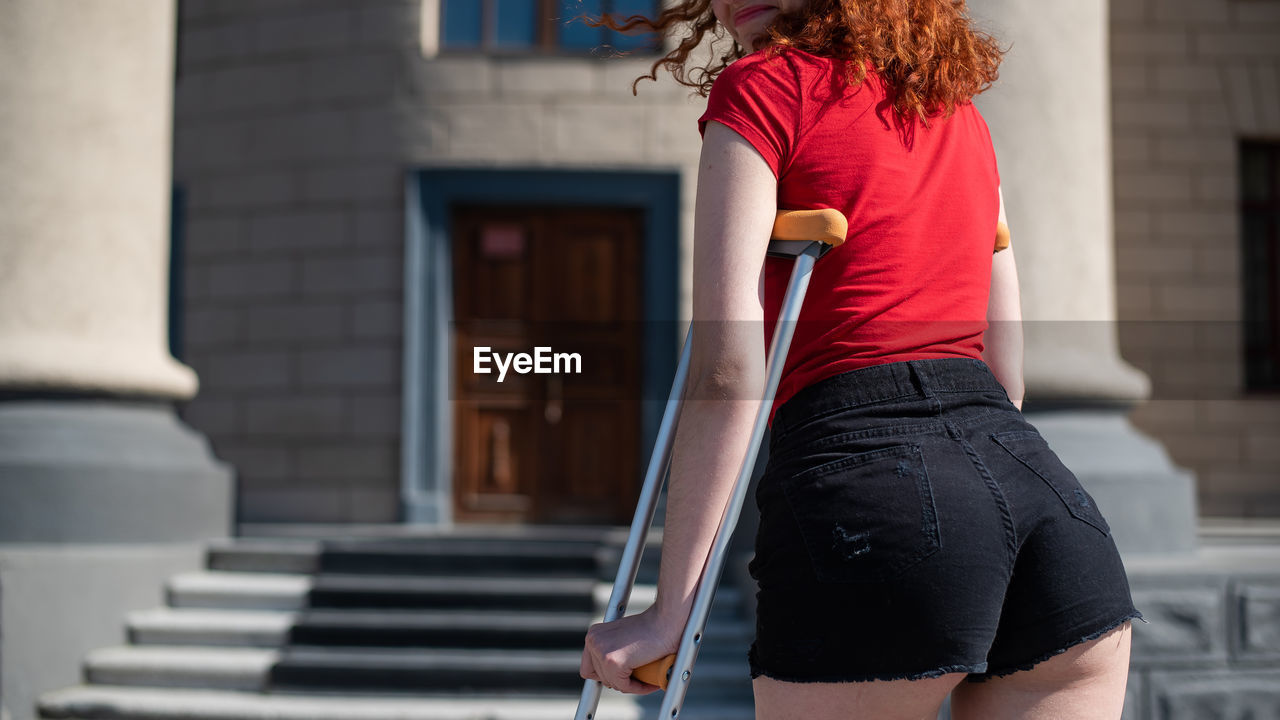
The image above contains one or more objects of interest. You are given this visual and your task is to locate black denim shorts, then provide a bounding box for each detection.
[748,358,1143,683]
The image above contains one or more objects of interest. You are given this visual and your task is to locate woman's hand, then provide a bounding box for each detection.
[579,605,682,695]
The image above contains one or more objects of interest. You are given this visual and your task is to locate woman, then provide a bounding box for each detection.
[580,2,1143,718]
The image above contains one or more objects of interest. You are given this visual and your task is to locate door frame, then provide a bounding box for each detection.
[402,168,681,526]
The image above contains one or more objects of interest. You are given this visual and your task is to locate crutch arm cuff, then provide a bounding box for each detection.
[772,209,847,247]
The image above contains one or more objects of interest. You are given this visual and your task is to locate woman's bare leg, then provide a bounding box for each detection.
[950,622,1132,720]
[754,672,967,720]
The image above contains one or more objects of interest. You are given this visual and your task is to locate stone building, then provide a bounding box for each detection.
[165,0,1280,529]
[1111,0,1280,518]
[1,1,1278,719]
[172,0,697,528]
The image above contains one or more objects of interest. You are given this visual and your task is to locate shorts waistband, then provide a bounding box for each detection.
[771,358,1005,437]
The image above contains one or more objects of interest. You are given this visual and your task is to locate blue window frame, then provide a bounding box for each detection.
[441,0,660,54]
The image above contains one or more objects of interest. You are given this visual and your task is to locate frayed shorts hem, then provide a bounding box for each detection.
[747,609,1145,685]
[965,609,1146,683]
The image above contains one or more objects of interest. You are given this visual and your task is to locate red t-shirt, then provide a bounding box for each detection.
[697,48,1001,421]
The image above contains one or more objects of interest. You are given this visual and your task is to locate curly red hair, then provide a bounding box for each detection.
[596,0,1004,122]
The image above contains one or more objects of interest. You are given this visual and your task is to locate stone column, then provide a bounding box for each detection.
[1,3,230,715]
[0,1,195,399]
[0,0,231,543]
[0,574,5,720]
[969,0,1198,554]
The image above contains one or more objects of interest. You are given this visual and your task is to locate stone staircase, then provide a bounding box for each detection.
[36,529,757,720]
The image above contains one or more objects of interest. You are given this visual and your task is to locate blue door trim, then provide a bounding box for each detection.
[402,168,681,525]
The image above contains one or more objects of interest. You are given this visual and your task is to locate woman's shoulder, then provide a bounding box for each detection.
[717,46,828,84]
[717,48,883,101]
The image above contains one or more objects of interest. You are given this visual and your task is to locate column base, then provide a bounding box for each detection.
[0,399,233,543]
[0,542,206,720]
[1029,410,1199,555]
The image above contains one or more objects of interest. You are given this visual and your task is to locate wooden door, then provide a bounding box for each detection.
[452,207,643,524]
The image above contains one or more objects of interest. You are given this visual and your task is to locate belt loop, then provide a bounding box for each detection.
[906,360,944,418]
[905,361,930,398]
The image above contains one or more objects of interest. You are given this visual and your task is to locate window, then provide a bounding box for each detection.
[1242,141,1280,390]
[440,0,661,54]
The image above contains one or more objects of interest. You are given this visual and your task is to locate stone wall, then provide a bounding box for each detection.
[1110,0,1280,517]
[1126,550,1280,719]
[176,0,416,524]
[174,0,706,524]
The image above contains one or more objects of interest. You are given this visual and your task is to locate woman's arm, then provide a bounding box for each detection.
[982,188,1025,409]
[580,121,776,694]
[653,120,773,625]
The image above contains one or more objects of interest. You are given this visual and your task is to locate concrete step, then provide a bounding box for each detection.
[84,646,276,691]
[167,572,311,611]
[36,685,756,720]
[208,538,602,578]
[203,536,737,603]
[236,522,632,543]
[40,532,759,720]
[204,541,318,574]
[167,571,746,623]
[125,607,753,656]
[127,608,295,648]
[310,573,598,612]
[597,584,744,617]
[595,544,665,585]
[272,647,751,696]
[168,571,599,612]
[134,608,602,650]
[81,645,750,696]
[271,646,589,694]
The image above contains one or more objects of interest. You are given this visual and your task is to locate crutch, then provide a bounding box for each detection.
[574,208,848,720]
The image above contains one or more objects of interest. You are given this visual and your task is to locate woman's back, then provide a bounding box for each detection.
[700,47,1002,415]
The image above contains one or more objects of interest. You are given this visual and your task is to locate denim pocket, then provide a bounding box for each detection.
[990,430,1110,535]
[780,444,940,583]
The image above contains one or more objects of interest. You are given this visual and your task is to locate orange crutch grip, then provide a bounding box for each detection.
[770,208,847,247]
[633,654,677,691]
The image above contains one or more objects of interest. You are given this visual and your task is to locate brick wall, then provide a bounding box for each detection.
[174,0,705,524]
[1111,0,1280,517]
[175,0,416,523]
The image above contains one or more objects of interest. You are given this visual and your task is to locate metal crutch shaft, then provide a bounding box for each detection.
[574,209,847,720]
[573,334,692,720]
[651,240,826,720]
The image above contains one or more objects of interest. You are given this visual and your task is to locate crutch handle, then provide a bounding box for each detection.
[772,208,847,246]
[633,654,676,690]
